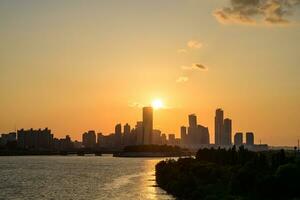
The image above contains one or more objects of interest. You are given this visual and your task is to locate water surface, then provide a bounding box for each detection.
[0,155,174,200]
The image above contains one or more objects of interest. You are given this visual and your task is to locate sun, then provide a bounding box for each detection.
[152,99,164,110]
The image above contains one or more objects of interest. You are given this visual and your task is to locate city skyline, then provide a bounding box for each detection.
[1,106,265,151]
[0,1,299,146]
[1,1,300,200]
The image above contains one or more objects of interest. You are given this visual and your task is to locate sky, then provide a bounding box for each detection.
[0,0,299,146]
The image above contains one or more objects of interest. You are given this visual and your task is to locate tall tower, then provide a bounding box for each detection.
[246,132,254,146]
[136,121,144,145]
[180,126,187,145]
[234,132,243,146]
[143,107,153,145]
[215,108,224,145]
[115,124,122,147]
[188,114,198,146]
[124,123,130,135]
[188,114,197,128]
[223,118,232,145]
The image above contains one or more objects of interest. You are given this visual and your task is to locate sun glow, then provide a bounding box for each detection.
[152,99,164,110]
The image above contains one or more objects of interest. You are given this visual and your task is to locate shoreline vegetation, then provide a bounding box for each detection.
[156,146,300,200]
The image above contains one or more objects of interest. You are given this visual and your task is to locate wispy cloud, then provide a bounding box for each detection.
[177,40,203,54]
[181,63,208,71]
[214,0,300,25]
[177,48,188,54]
[187,40,202,49]
[176,76,189,83]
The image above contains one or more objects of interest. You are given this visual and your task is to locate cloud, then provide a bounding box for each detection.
[214,0,300,25]
[181,63,208,71]
[187,40,202,49]
[176,76,189,83]
[177,48,188,54]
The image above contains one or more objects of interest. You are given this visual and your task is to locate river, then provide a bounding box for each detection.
[0,155,174,200]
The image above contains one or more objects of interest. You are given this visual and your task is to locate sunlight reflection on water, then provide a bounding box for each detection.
[0,155,174,200]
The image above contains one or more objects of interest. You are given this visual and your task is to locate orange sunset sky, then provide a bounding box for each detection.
[0,0,299,146]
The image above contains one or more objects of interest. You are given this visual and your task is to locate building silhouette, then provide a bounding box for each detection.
[152,129,162,145]
[143,107,153,145]
[0,132,16,147]
[223,118,232,145]
[180,126,187,146]
[215,109,224,145]
[17,128,53,150]
[198,125,210,145]
[246,132,254,146]
[182,114,210,148]
[114,124,122,147]
[54,135,73,151]
[123,123,131,146]
[168,134,176,146]
[135,121,144,145]
[82,130,96,148]
[234,132,243,146]
[161,133,167,145]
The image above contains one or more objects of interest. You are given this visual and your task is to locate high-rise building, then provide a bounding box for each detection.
[97,132,102,145]
[246,132,254,146]
[188,114,198,146]
[234,132,243,146]
[17,128,53,150]
[152,129,162,145]
[215,109,224,145]
[168,134,176,146]
[180,126,187,145]
[123,123,131,146]
[143,107,153,145]
[223,118,232,145]
[0,132,16,147]
[161,133,167,145]
[124,124,130,135]
[82,130,96,148]
[115,124,122,147]
[188,114,197,128]
[198,125,210,145]
[136,121,144,145]
[59,135,73,150]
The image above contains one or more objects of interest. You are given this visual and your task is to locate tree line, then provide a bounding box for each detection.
[156,146,300,200]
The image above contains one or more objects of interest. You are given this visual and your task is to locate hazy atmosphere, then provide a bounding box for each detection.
[1,0,299,146]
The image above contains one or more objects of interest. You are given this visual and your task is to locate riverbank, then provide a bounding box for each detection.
[113,151,192,158]
[156,147,300,200]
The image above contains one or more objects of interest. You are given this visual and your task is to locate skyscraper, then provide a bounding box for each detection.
[215,109,224,145]
[136,121,144,145]
[123,123,131,146]
[198,125,210,145]
[246,132,254,146]
[115,124,122,147]
[223,118,232,145]
[188,114,198,146]
[180,126,187,145]
[188,114,197,128]
[143,107,153,145]
[124,123,130,135]
[152,129,162,145]
[234,132,243,146]
[82,130,96,148]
